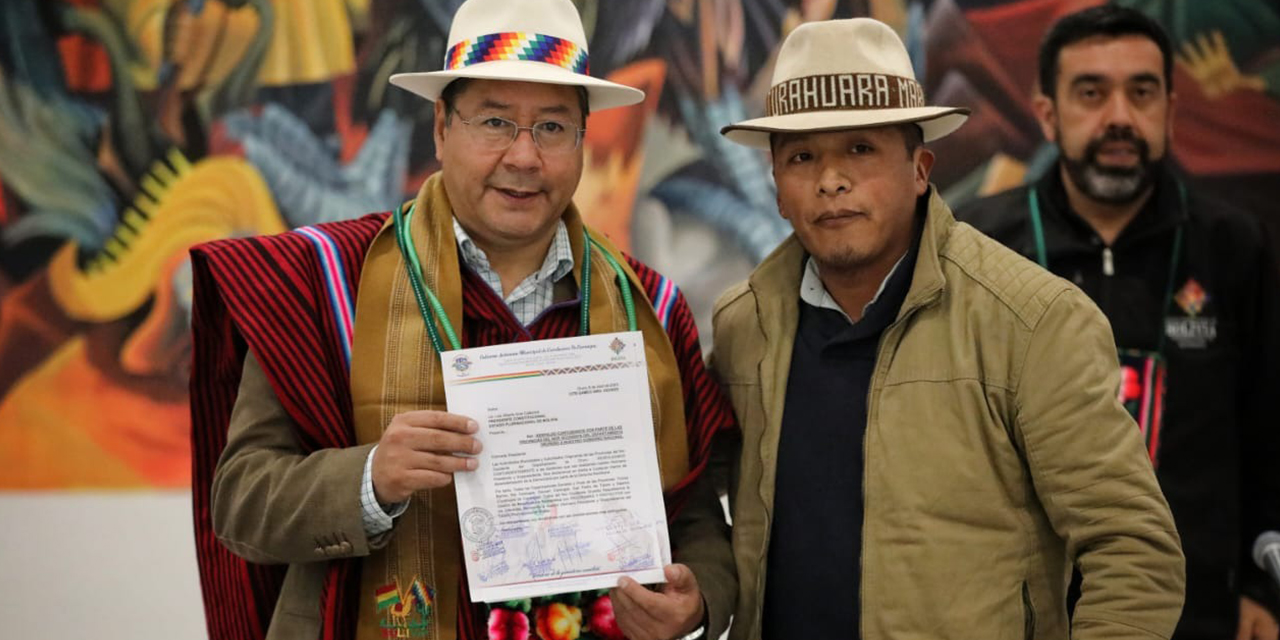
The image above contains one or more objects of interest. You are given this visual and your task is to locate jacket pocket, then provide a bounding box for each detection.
[1022,581,1036,640]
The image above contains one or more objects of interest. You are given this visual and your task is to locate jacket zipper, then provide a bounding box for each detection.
[754,394,771,635]
[1100,245,1115,312]
[860,310,914,638]
[1022,581,1037,640]
[754,500,770,629]
[866,316,1038,640]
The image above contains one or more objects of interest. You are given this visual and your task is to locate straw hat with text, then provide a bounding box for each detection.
[721,18,969,148]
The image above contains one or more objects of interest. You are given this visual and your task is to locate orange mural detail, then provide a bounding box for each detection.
[576,60,666,251]
[0,336,190,488]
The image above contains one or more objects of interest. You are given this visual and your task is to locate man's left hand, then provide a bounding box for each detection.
[1237,596,1279,640]
[609,564,704,640]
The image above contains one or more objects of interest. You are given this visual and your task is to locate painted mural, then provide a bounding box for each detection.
[1,0,1276,488]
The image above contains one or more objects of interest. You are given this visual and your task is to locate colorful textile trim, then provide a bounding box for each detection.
[296,225,356,367]
[445,32,589,74]
[375,584,401,612]
[652,276,679,331]
[376,577,434,637]
[486,591,624,640]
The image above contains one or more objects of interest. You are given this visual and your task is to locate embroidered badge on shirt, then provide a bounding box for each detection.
[377,577,435,638]
[1174,278,1208,316]
[1167,278,1218,349]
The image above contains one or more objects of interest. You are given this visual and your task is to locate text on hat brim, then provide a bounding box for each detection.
[767,73,926,117]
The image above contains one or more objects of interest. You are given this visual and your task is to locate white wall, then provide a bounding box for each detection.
[0,492,209,640]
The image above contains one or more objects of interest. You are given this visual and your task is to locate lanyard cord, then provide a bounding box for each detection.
[591,237,638,332]
[392,203,637,355]
[393,203,460,353]
[1026,183,1186,355]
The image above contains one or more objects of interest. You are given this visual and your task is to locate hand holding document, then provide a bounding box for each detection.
[442,331,671,602]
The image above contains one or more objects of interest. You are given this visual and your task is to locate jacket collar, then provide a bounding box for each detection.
[1032,161,1188,253]
[899,187,949,319]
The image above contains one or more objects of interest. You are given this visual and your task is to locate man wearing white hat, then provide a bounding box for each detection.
[188,1,736,639]
[710,17,1185,640]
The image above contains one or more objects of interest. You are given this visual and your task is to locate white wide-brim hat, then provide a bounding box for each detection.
[389,0,644,111]
[721,18,969,148]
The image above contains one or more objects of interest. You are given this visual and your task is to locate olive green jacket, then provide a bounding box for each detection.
[710,190,1185,640]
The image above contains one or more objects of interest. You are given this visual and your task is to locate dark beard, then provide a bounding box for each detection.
[1059,127,1158,205]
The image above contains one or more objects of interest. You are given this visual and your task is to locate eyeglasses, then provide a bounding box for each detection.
[450,109,585,153]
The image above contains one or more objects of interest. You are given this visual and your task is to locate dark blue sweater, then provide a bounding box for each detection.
[761,233,919,640]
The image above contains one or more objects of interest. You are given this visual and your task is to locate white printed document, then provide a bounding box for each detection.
[442,331,671,602]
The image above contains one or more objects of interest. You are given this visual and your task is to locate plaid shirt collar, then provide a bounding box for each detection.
[453,217,575,325]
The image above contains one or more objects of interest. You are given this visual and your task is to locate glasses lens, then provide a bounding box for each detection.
[532,120,578,152]
[471,116,517,149]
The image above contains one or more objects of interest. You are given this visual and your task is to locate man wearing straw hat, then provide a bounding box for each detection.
[711,17,1185,640]
[188,1,736,639]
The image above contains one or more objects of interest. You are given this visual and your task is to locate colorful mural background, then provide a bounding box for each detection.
[1,0,1277,488]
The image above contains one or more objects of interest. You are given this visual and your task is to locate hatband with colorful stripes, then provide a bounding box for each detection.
[445,32,589,75]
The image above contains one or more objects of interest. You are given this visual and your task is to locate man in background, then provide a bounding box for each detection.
[959,6,1280,640]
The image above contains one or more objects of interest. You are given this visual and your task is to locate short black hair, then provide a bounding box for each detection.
[1038,5,1173,99]
[901,122,924,154]
[768,123,924,156]
[438,78,591,124]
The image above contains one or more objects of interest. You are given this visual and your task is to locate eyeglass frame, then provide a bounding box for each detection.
[448,107,587,153]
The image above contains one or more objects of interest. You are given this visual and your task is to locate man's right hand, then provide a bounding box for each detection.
[371,410,482,504]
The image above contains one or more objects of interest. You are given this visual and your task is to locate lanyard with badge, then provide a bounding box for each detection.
[1026,183,1185,466]
[391,202,638,355]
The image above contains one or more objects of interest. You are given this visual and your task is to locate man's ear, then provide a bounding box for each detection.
[771,156,792,221]
[914,147,935,196]
[434,100,449,162]
[1032,94,1058,144]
